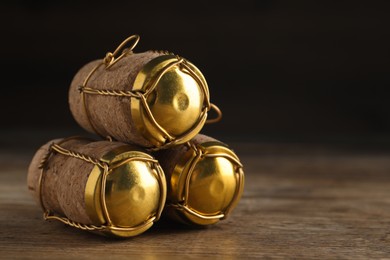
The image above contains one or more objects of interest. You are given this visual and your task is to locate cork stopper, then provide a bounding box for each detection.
[27,137,166,237]
[155,134,245,226]
[69,49,209,149]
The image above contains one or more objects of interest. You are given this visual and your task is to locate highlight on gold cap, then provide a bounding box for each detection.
[158,136,244,225]
[32,137,166,238]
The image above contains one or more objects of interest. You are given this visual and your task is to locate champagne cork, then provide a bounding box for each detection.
[27,137,166,237]
[155,134,244,226]
[69,35,212,149]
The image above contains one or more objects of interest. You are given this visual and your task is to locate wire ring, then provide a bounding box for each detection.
[206,103,222,124]
[105,35,140,69]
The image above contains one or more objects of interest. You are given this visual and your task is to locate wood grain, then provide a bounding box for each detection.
[1,141,390,258]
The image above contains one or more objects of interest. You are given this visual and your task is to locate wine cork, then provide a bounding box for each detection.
[155,134,244,226]
[69,47,210,149]
[27,137,166,237]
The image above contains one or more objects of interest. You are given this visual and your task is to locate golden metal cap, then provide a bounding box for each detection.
[131,54,210,148]
[167,141,244,225]
[85,145,166,237]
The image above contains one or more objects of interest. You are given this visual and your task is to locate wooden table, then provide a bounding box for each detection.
[1,136,390,258]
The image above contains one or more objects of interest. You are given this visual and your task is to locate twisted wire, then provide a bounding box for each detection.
[51,143,107,169]
[79,86,143,98]
[44,211,106,231]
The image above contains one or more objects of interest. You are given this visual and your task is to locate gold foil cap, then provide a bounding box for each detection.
[85,145,167,237]
[131,54,210,148]
[168,141,244,225]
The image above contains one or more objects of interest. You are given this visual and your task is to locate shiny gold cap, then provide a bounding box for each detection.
[167,141,244,225]
[85,145,166,237]
[131,54,210,148]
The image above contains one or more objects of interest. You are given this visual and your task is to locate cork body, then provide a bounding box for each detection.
[69,51,162,147]
[27,138,130,225]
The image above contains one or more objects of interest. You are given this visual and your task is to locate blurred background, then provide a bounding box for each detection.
[1,0,389,148]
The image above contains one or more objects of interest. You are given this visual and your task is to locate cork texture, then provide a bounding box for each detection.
[27,138,129,225]
[190,134,218,146]
[69,51,162,147]
[27,138,65,208]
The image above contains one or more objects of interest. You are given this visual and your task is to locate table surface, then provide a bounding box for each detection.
[1,137,390,259]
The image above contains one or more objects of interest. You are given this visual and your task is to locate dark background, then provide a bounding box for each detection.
[1,1,390,146]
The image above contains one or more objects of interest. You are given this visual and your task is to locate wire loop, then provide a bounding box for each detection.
[206,103,222,124]
[104,35,140,68]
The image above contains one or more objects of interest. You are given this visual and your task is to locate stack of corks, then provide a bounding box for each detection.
[27,35,244,238]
